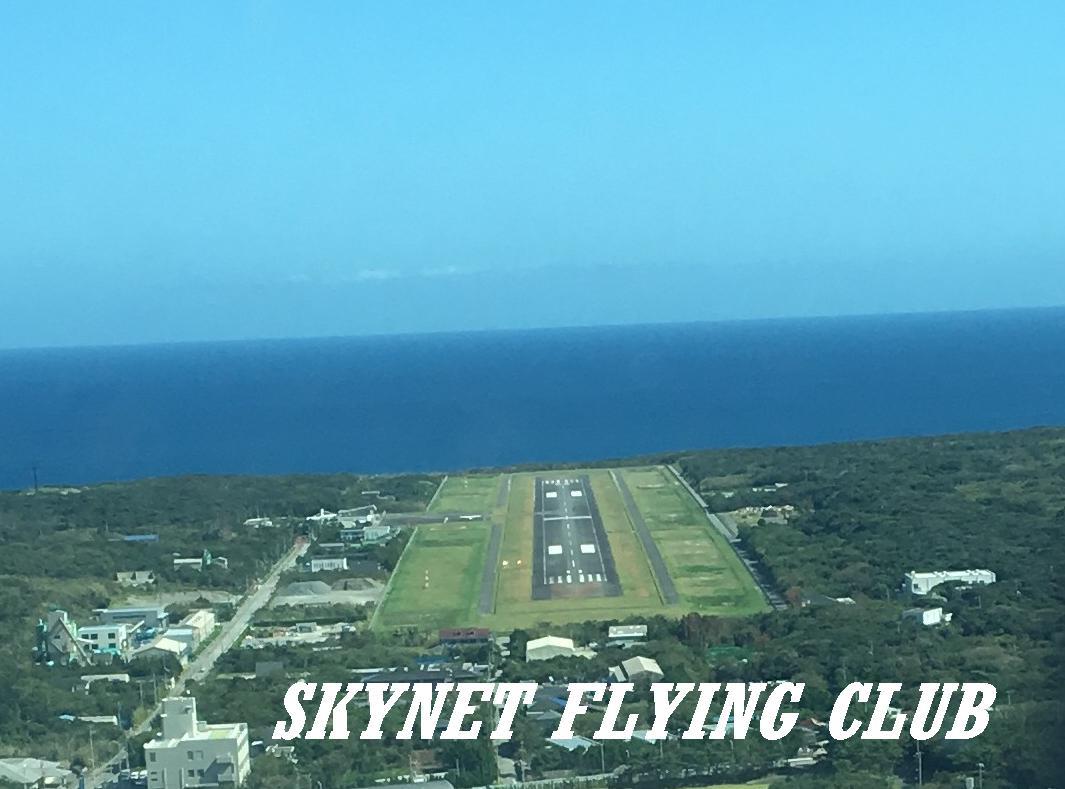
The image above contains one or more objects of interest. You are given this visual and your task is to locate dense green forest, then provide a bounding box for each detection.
[669,427,1065,787]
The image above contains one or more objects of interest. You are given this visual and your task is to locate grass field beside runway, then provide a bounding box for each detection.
[374,520,490,630]
[427,474,501,513]
[618,466,768,615]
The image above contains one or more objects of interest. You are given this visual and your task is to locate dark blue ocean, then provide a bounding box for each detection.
[2,308,1064,490]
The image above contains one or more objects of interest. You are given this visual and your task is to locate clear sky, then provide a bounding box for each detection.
[1,2,1064,348]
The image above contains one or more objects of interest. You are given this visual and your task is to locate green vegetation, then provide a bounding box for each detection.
[374,520,490,630]
[427,474,501,513]
[620,466,767,614]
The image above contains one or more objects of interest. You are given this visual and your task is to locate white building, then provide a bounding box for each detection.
[116,570,156,587]
[78,623,134,660]
[338,505,378,528]
[620,655,664,683]
[904,569,996,595]
[362,524,392,543]
[243,517,274,528]
[181,610,218,644]
[609,655,664,683]
[134,637,190,666]
[902,607,952,626]
[0,757,75,787]
[145,697,250,788]
[607,624,647,645]
[525,636,596,662]
[309,556,348,573]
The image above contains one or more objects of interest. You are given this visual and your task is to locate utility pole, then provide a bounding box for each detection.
[915,740,923,787]
[977,762,984,788]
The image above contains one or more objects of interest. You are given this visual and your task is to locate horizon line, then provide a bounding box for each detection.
[2,302,1064,354]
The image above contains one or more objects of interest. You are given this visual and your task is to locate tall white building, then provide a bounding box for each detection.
[145,697,250,788]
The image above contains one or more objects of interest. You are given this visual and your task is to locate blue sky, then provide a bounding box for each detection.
[1,2,1064,348]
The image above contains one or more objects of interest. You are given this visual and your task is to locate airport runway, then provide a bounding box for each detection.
[532,475,620,600]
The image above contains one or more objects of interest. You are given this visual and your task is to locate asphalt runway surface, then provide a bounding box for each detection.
[532,475,621,600]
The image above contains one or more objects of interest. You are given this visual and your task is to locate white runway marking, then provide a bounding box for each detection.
[580,544,596,554]
[546,491,558,499]
[570,490,583,497]
[548,545,563,556]
[542,515,591,522]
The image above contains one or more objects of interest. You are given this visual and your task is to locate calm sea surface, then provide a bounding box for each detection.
[2,308,1064,489]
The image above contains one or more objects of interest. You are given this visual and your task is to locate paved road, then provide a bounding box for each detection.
[86,540,308,788]
[478,523,504,614]
[610,470,679,605]
[708,512,739,541]
[182,540,307,685]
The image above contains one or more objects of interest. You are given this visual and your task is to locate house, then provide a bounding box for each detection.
[145,697,250,788]
[902,607,952,626]
[339,527,364,542]
[520,684,570,726]
[546,735,596,752]
[617,655,664,683]
[904,569,996,595]
[525,636,596,661]
[96,606,169,630]
[116,570,156,587]
[78,623,134,660]
[309,557,348,573]
[181,610,217,643]
[174,557,206,571]
[37,610,93,666]
[243,517,275,528]
[362,524,392,543]
[134,637,190,666]
[607,624,647,645]
[315,542,347,552]
[439,627,491,646]
[0,757,76,787]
